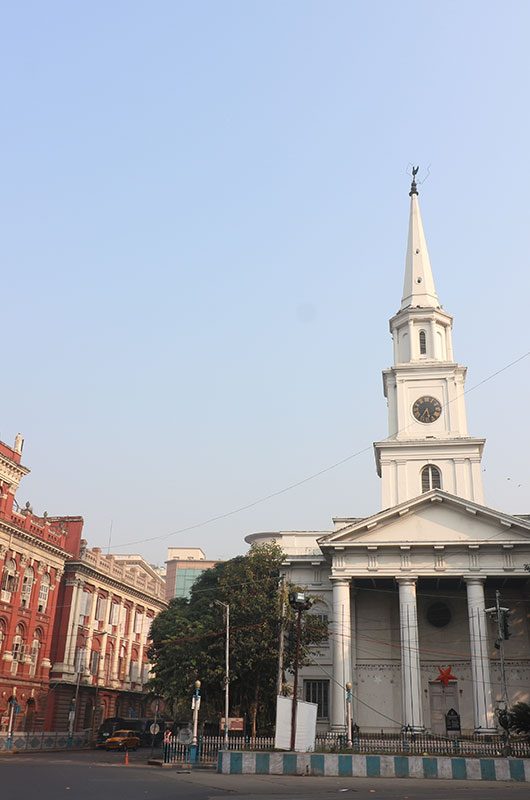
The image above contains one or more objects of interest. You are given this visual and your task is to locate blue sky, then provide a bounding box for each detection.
[1,2,529,564]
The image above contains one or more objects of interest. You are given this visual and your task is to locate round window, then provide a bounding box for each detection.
[426,602,451,628]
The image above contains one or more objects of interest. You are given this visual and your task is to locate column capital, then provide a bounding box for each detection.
[330,576,351,586]
[463,575,486,585]
[396,576,418,585]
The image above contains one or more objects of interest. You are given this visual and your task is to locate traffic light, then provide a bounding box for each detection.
[500,609,511,640]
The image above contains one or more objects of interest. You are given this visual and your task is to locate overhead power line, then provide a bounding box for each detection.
[112,350,530,549]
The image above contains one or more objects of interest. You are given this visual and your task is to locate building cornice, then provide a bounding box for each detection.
[63,561,167,609]
[0,518,69,560]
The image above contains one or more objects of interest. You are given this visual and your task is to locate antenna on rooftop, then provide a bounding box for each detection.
[107,520,113,555]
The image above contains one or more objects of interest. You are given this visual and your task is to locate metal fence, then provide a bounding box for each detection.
[0,730,92,753]
[163,732,530,765]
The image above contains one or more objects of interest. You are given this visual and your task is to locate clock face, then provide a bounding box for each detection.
[412,395,442,424]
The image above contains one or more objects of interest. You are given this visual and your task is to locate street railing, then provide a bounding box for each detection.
[0,730,92,753]
[163,731,530,765]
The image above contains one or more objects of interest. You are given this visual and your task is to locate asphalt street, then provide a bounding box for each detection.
[0,749,527,800]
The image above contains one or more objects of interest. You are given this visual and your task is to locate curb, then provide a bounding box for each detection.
[217,751,530,782]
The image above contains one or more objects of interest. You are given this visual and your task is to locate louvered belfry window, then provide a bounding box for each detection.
[422,465,441,492]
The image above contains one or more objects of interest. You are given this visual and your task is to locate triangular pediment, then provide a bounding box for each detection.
[319,490,530,548]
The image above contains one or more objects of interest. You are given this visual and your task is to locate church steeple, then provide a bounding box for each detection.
[401,170,440,311]
[373,174,486,509]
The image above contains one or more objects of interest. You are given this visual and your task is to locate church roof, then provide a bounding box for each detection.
[318,489,530,547]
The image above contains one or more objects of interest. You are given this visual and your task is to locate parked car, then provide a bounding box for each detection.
[104,730,141,751]
[96,716,170,748]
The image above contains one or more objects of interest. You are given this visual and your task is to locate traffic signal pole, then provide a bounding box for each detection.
[487,590,511,709]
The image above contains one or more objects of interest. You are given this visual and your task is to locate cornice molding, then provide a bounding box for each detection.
[63,561,166,609]
[0,520,69,560]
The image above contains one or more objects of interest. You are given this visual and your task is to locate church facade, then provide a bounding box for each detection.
[246,177,530,735]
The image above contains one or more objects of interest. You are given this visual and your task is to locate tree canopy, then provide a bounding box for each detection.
[148,542,328,734]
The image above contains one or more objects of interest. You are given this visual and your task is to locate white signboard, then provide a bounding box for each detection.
[274,695,317,752]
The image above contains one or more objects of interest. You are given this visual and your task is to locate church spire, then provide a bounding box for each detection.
[400,169,440,311]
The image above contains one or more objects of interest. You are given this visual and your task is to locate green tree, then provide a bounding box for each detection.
[507,702,530,737]
[148,542,328,735]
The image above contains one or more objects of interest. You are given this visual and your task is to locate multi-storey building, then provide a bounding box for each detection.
[47,545,166,732]
[165,547,220,601]
[0,434,83,732]
[0,432,167,734]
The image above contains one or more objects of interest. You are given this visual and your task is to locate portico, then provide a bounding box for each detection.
[321,490,530,734]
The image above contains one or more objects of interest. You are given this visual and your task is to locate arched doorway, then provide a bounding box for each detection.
[83,698,94,730]
[24,698,36,732]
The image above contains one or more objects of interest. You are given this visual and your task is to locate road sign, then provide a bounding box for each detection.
[177,727,193,745]
[149,723,160,735]
[149,698,166,715]
[445,708,461,732]
[220,717,244,732]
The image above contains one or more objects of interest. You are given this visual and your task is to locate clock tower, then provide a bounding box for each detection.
[374,173,485,508]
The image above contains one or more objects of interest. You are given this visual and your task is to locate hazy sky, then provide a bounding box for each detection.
[1,2,529,566]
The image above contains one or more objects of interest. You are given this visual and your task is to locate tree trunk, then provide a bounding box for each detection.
[250,680,260,739]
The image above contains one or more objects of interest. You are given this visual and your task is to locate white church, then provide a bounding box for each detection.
[246,175,530,736]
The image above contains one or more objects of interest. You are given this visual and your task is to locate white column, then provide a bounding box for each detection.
[111,600,122,684]
[64,579,84,672]
[397,577,424,731]
[123,605,135,686]
[330,578,352,731]
[408,320,416,360]
[83,591,98,675]
[464,577,495,733]
[445,325,454,361]
[98,595,112,685]
[429,320,437,358]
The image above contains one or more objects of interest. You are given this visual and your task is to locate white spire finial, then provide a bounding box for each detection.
[401,170,440,310]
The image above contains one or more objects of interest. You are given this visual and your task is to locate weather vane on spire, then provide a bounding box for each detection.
[409,165,419,196]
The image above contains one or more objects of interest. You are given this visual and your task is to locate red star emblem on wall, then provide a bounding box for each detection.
[436,665,457,686]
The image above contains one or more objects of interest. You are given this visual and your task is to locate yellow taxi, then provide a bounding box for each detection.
[104,729,141,751]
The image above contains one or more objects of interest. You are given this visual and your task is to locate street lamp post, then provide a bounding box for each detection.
[288,591,313,752]
[214,600,230,749]
[346,682,353,748]
[68,647,85,741]
[190,679,201,763]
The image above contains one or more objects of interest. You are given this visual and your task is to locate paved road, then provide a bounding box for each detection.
[0,749,527,800]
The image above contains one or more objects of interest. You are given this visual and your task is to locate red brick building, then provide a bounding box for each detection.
[0,434,83,732]
[0,433,166,735]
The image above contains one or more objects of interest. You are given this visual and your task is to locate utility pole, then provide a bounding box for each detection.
[214,600,230,749]
[288,591,313,752]
[277,575,286,696]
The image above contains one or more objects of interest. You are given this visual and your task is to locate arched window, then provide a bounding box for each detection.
[29,629,42,678]
[38,573,50,613]
[419,330,427,355]
[11,623,26,675]
[421,465,441,492]
[1,559,17,598]
[0,618,6,653]
[104,643,113,684]
[21,566,34,608]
